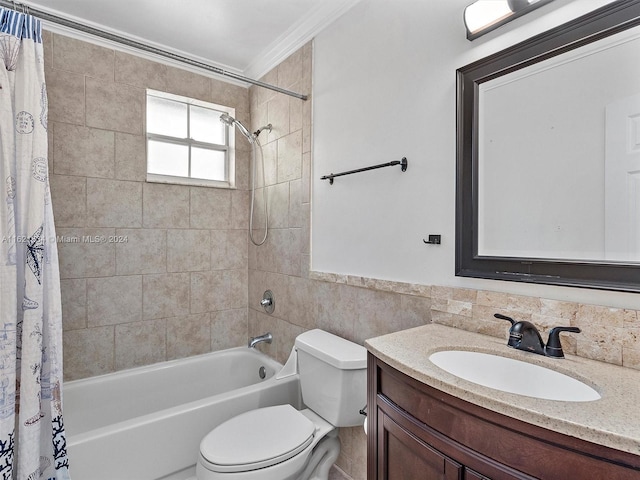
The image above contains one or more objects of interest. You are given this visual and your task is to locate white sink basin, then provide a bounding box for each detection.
[429,350,600,402]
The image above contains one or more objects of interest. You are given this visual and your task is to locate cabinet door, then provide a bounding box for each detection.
[378,411,462,480]
[465,469,491,480]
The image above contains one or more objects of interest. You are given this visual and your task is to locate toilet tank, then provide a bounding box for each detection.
[295,329,367,427]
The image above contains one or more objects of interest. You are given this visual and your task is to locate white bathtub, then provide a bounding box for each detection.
[64,347,301,480]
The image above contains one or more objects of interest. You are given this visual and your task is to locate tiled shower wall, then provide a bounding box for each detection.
[44,31,252,380]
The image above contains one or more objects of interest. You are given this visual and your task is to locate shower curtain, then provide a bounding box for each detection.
[0,7,71,480]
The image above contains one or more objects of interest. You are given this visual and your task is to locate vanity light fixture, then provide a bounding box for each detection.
[464,0,554,40]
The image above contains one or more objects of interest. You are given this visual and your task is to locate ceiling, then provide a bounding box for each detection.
[21,0,362,78]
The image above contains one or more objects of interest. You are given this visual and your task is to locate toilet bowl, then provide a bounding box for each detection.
[196,329,367,480]
[197,406,337,480]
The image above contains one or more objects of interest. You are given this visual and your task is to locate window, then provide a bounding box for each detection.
[146,89,235,188]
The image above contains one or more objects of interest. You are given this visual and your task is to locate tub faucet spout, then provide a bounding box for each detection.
[249,332,273,349]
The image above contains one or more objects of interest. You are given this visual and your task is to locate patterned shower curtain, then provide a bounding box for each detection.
[0,7,71,480]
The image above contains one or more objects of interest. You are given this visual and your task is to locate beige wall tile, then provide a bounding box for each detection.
[55,228,116,279]
[191,269,247,313]
[277,49,303,90]
[261,141,278,187]
[115,229,166,275]
[53,34,114,80]
[228,269,249,310]
[268,94,290,141]
[399,294,432,328]
[289,91,303,133]
[115,133,146,182]
[353,289,403,345]
[165,66,211,101]
[235,147,251,191]
[267,182,290,228]
[190,187,231,229]
[115,51,167,90]
[301,152,311,203]
[301,42,313,93]
[44,68,85,125]
[56,228,86,279]
[252,68,278,107]
[63,326,114,380]
[539,298,578,320]
[143,183,190,228]
[167,229,210,272]
[50,174,86,227]
[86,178,142,227]
[85,77,144,134]
[167,313,212,359]
[211,309,248,350]
[87,275,142,326]
[61,278,86,331]
[143,272,190,320]
[623,346,640,370]
[115,319,166,370]
[191,270,228,314]
[83,227,116,277]
[211,79,250,116]
[42,29,53,67]
[275,320,306,365]
[230,190,249,230]
[251,101,269,137]
[314,282,358,341]
[286,276,316,330]
[278,130,302,182]
[211,230,248,270]
[53,123,115,178]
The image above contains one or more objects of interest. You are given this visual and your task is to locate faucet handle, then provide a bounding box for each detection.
[545,326,581,358]
[494,313,516,326]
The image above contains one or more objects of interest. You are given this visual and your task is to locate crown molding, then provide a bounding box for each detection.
[244,0,363,80]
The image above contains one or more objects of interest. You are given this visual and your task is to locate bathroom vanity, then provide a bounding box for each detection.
[365,324,640,479]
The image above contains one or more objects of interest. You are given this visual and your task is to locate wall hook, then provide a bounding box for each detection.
[423,235,441,245]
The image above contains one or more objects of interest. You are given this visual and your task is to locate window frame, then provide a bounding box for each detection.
[145,89,236,189]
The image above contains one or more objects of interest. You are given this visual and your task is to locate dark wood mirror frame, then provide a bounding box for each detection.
[456,0,640,293]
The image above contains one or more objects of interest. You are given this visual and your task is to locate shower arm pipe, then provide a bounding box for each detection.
[1,0,308,101]
[320,157,408,185]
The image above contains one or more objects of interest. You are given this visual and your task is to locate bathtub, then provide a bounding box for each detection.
[64,347,301,480]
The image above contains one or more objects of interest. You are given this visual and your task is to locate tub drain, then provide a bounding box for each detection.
[258,366,266,379]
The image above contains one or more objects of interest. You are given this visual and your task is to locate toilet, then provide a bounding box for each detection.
[196,329,367,480]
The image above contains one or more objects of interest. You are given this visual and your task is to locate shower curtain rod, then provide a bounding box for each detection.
[0,0,308,101]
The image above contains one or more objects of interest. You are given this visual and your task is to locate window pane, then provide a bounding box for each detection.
[191,147,226,181]
[148,140,189,177]
[191,105,225,144]
[147,96,187,138]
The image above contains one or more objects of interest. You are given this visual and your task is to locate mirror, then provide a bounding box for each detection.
[456,0,640,292]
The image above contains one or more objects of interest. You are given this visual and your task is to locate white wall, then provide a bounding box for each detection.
[311,0,640,309]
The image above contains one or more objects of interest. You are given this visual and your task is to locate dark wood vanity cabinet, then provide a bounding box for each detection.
[367,354,640,480]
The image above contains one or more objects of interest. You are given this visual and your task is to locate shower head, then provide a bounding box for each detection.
[219,113,252,141]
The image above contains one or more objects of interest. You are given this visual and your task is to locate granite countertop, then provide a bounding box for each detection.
[365,323,640,456]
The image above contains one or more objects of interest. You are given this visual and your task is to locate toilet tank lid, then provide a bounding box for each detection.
[295,329,367,370]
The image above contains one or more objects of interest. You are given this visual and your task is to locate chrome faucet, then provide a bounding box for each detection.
[495,313,580,358]
[248,332,273,349]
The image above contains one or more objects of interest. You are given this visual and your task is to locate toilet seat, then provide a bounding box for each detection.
[200,404,316,474]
